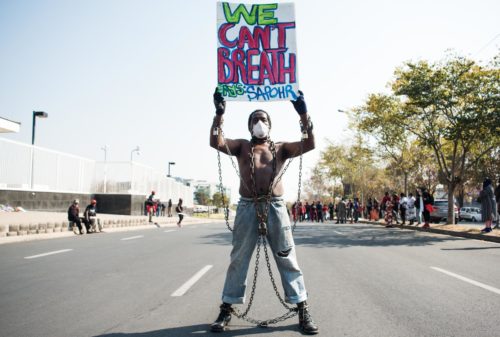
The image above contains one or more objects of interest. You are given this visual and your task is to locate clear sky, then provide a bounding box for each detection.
[0,0,498,203]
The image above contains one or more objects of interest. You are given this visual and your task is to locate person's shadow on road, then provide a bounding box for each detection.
[95,323,300,337]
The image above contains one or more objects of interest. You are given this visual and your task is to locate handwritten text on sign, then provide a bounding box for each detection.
[217,2,299,102]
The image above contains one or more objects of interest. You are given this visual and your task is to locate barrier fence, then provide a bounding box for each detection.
[0,138,193,206]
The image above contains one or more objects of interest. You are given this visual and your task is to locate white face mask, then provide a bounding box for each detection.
[252,121,269,139]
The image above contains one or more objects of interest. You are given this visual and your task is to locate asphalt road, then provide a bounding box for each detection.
[0,222,499,337]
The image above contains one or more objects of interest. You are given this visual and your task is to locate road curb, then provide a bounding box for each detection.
[0,216,224,245]
[359,220,500,244]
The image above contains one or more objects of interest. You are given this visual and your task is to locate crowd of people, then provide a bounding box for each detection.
[365,188,435,228]
[290,198,362,224]
[290,179,499,232]
[145,191,184,227]
[144,191,173,220]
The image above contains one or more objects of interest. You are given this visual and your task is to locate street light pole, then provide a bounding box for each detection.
[129,146,140,194]
[31,111,48,189]
[167,162,176,177]
[130,146,140,162]
[32,111,48,145]
[101,145,108,161]
[101,145,108,193]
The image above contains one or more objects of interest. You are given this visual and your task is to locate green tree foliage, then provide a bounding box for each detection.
[355,53,500,223]
[212,192,229,207]
[308,137,374,202]
[194,190,211,205]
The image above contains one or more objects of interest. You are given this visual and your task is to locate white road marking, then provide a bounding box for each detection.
[164,230,176,233]
[333,231,346,236]
[431,266,500,295]
[24,249,73,259]
[121,235,144,241]
[171,265,213,297]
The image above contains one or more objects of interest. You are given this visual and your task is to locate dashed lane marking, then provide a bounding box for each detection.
[164,230,176,233]
[333,231,346,236]
[24,249,73,259]
[121,235,144,241]
[171,265,213,297]
[431,266,500,296]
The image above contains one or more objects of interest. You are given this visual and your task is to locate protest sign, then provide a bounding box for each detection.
[216,2,299,102]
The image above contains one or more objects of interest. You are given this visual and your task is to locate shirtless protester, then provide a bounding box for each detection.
[209,88,318,334]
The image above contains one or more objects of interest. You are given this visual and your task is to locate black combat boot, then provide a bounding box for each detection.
[210,303,232,332]
[297,301,319,335]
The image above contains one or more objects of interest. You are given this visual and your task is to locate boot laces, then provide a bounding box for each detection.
[300,306,314,324]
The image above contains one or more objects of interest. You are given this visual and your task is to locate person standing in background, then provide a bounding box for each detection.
[494,178,500,229]
[167,199,173,217]
[328,200,334,222]
[399,192,408,225]
[422,188,434,228]
[479,178,497,233]
[415,189,424,225]
[407,193,417,225]
[316,200,324,223]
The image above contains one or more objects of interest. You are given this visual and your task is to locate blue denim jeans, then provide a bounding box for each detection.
[222,197,308,304]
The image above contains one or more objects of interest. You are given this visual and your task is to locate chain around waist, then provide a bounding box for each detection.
[240,196,284,203]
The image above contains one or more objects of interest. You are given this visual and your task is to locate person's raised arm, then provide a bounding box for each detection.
[209,88,241,156]
[281,90,315,159]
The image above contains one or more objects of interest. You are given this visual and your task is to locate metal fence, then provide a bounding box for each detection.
[0,137,95,193]
[0,138,193,206]
[94,161,193,206]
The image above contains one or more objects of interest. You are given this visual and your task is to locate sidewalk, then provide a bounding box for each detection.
[0,211,222,245]
[358,218,500,244]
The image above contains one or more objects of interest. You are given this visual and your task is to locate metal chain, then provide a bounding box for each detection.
[230,236,298,326]
[214,122,306,326]
[216,149,233,232]
[249,138,276,235]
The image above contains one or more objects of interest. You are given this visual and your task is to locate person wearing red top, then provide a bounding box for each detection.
[381,192,391,218]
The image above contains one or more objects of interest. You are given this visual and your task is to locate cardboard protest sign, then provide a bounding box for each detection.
[216,2,299,102]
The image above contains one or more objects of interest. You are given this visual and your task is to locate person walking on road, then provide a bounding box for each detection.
[175,198,184,227]
[146,191,155,223]
[479,178,497,233]
[209,89,319,334]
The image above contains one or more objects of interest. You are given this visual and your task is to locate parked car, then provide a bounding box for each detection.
[193,205,209,213]
[459,207,482,222]
[430,199,459,223]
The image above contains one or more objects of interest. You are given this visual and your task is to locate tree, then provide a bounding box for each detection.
[212,192,229,208]
[356,53,500,223]
[308,137,374,203]
[194,189,211,205]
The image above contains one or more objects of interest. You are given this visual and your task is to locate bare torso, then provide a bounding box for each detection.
[237,140,285,197]
[209,110,315,199]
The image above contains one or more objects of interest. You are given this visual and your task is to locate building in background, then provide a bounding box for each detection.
[183,179,231,205]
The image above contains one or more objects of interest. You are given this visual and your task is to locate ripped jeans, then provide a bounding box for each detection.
[222,197,308,304]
